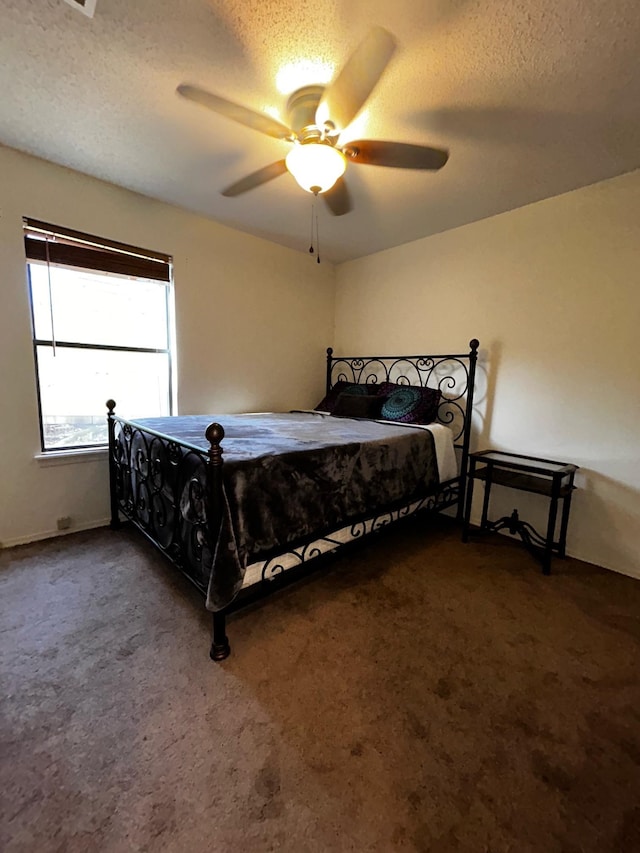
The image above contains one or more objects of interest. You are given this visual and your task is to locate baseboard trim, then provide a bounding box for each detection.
[3,515,638,581]
[478,527,639,581]
[0,518,111,549]
[569,553,640,581]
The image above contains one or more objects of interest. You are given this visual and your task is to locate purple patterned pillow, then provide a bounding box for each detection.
[315,381,378,414]
[377,382,441,424]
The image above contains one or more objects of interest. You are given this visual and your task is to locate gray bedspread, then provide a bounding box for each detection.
[127,412,438,610]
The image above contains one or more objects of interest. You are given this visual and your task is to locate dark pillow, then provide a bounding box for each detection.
[378,382,441,424]
[315,381,377,414]
[332,393,384,419]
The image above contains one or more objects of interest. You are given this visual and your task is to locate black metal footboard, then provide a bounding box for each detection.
[106,402,230,659]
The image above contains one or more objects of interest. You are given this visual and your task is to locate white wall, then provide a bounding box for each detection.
[334,170,640,578]
[0,145,335,547]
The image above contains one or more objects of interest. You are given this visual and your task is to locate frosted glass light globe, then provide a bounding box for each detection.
[285,143,347,194]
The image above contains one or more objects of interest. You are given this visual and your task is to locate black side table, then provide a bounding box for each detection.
[462,450,578,574]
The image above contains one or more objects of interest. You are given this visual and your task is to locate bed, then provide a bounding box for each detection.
[106,339,479,660]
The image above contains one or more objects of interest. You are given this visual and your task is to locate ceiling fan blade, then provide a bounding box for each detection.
[316,27,396,134]
[343,140,449,170]
[221,160,288,197]
[322,176,353,216]
[177,84,293,141]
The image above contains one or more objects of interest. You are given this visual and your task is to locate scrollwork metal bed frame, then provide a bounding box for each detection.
[107,339,479,661]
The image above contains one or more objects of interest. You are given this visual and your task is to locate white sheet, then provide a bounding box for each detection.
[406,421,458,483]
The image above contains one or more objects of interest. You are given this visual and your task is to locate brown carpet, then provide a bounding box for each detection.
[1,518,639,853]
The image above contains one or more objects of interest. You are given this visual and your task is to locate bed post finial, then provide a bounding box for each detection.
[326,347,334,394]
[205,422,225,459]
[469,339,479,353]
[106,399,121,530]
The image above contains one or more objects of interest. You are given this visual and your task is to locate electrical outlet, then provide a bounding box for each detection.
[57,516,72,531]
[63,0,97,18]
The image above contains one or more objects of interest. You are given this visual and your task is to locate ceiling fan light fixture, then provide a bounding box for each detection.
[285,143,346,194]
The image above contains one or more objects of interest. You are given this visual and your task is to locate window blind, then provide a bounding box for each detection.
[23,218,171,283]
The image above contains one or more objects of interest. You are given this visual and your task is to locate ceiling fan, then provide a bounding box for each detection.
[177,27,448,216]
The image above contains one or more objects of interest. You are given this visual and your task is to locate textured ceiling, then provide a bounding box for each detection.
[1,0,639,263]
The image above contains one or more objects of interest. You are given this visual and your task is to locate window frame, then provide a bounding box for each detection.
[24,220,175,453]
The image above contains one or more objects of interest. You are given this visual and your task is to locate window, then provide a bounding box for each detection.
[24,219,174,452]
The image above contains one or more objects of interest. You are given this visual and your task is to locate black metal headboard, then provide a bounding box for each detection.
[326,339,480,508]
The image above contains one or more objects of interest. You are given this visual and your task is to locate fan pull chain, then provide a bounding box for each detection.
[307,196,322,263]
[309,199,315,255]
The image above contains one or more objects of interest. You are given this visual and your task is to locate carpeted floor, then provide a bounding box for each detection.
[1,517,639,853]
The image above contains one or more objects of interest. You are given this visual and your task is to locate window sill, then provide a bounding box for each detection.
[34,447,109,467]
